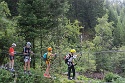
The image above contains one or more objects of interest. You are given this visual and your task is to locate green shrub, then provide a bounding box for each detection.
[77,75,102,83]
[0,69,13,83]
[16,69,55,83]
[61,79,75,83]
[112,77,125,83]
[0,68,58,83]
[104,72,120,82]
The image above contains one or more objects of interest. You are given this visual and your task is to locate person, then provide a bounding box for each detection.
[65,49,77,80]
[23,42,33,74]
[9,43,16,71]
[44,47,56,78]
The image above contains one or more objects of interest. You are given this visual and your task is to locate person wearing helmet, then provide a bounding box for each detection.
[66,49,77,80]
[23,42,33,74]
[44,47,56,78]
[9,43,16,71]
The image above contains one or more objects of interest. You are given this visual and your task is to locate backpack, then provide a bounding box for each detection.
[23,47,30,56]
[43,53,48,61]
[64,54,71,64]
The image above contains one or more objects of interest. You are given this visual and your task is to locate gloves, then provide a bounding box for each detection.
[14,51,16,54]
[54,53,57,59]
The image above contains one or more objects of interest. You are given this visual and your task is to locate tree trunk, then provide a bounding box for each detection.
[32,38,35,69]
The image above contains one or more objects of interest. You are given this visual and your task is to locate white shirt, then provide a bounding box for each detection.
[67,54,77,62]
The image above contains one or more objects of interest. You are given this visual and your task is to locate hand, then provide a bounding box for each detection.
[54,53,57,59]
[30,51,33,53]
[24,53,29,55]
[73,55,77,58]
[54,53,57,56]
[14,51,16,54]
[10,53,14,56]
[73,63,77,66]
[75,63,77,66]
[30,51,34,55]
[51,53,56,56]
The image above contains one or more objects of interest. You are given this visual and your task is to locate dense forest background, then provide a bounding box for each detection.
[1,0,125,83]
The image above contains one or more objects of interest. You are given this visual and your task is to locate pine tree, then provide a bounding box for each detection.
[17,0,69,68]
[93,14,114,71]
[67,0,105,38]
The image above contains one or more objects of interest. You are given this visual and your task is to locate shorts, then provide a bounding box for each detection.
[24,56,31,62]
[9,55,14,60]
[46,60,50,65]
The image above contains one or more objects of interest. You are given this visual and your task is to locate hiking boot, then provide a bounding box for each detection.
[28,71,31,75]
[5,67,8,70]
[11,69,15,72]
[8,68,11,71]
[24,70,27,74]
[68,77,72,80]
[44,73,48,77]
[47,74,51,78]
[72,77,76,80]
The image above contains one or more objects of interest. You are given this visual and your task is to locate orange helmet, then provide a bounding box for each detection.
[48,47,52,51]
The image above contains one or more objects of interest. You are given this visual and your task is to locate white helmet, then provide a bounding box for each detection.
[12,43,16,46]
[27,42,31,46]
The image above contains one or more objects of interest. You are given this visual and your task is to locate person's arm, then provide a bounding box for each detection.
[73,55,77,59]
[50,53,56,57]
[23,53,29,55]
[30,50,34,54]
[29,48,34,55]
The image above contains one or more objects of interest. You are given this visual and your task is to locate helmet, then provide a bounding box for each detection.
[12,43,16,46]
[70,49,76,53]
[48,47,52,51]
[27,42,31,46]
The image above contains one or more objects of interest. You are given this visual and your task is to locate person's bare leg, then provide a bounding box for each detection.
[24,62,27,70]
[24,62,27,73]
[45,62,50,76]
[46,63,51,77]
[9,60,12,69]
[48,63,50,75]
[27,60,31,74]
[45,64,48,74]
[28,61,30,71]
[46,64,49,75]
[11,60,14,69]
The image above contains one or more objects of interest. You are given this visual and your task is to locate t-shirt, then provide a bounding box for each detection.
[47,52,52,60]
[67,54,77,62]
[9,47,14,56]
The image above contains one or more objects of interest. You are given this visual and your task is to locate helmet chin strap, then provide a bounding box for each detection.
[71,52,73,54]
